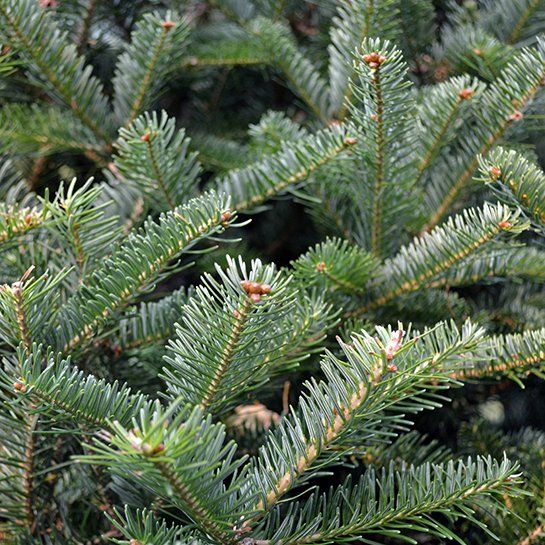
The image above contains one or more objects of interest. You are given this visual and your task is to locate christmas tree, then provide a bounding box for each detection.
[1,1,545,544]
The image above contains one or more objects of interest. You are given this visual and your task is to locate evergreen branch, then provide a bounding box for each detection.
[213,125,356,212]
[328,0,401,119]
[114,112,201,212]
[163,257,335,415]
[370,64,384,256]
[291,237,378,296]
[116,288,193,350]
[348,38,416,257]
[425,41,545,229]
[0,0,114,147]
[21,413,37,533]
[42,179,122,276]
[248,111,308,156]
[0,268,69,349]
[85,405,249,544]
[509,0,541,44]
[452,328,545,381]
[9,344,154,428]
[190,133,248,172]
[0,201,48,248]
[439,24,515,82]
[350,203,527,317]
[414,75,486,185]
[0,103,105,160]
[112,11,191,127]
[51,191,235,353]
[242,320,485,525]
[257,456,521,545]
[0,402,38,538]
[479,147,545,230]
[251,18,330,123]
[108,508,188,545]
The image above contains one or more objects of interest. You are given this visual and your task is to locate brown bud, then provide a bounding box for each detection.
[241,280,252,293]
[260,284,272,294]
[473,48,483,56]
[459,88,474,100]
[498,220,512,229]
[13,381,27,393]
[344,137,357,146]
[221,210,232,222]
[370,113,378,121]
[362,52,386,68]
[130,540,141,545]
[522,193,528,200]
[161,20,176,30]
[489,166,502,180]
[140,131,151,142]
[387,363,398,373]
[316,261,326,272]
[250,293,261,303]
[508,110,523,122]
[251,282,265,294]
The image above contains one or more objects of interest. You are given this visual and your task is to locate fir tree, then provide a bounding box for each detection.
[1,1,545,544]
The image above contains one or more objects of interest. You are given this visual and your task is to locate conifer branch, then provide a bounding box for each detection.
[200,297,251,410]
[370,63,385,257]
[215,125,355,212]
[112,11,191,127]
[116,288,192,350]
[144,134,175,210]
[163,258,334,415]
[243,321,484,525]
[12,277,32,352]
[22,414,37,534]
[256,456,520,545]
[329,0,401,120]
[152,461,230,543]
[350,203,526,317]
[52,191,234,352]
[85,406,248,544]
[114,112,201,212]
[291,238,378,296]
[127,29,170,125]
[348,38,416,256]
[250,18,330,123]
[452,328,545,381]
[479,147,545,229]
[0,0,114,147]
[426,43,545,229]
[414,76,484,185]
[508,0,541,44]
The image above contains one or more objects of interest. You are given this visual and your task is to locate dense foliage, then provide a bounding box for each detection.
[2,1,545,544]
